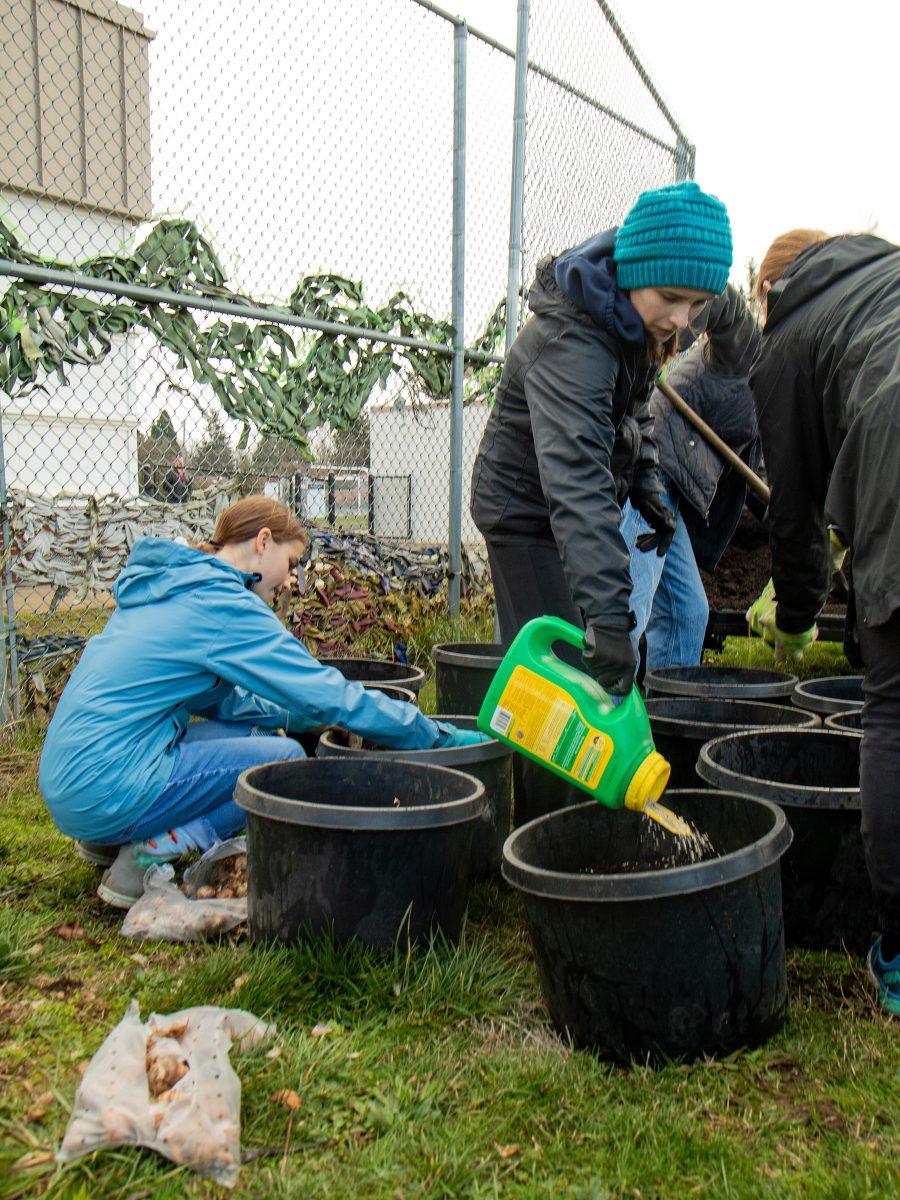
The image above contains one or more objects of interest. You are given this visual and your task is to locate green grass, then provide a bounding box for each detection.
[1,636,895,1199]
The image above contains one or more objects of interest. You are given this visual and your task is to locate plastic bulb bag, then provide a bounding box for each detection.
[182,836,247,899]
[121,862,246,942]
[57,999,273,1187]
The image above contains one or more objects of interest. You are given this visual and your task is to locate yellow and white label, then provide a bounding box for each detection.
[489,665,613,790]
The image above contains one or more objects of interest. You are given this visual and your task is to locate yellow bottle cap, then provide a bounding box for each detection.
[624,751,671,813]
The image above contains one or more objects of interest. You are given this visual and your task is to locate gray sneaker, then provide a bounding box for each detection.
[97,844,148,909]
[75,840,119,867]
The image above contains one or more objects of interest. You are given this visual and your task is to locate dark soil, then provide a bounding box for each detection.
[700,511,848,614]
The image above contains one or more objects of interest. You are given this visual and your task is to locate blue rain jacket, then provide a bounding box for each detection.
[39,538,442,841]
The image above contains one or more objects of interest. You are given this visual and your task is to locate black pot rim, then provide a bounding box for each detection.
[644,665,797,700]
[791,674,865,714]
[823,710,864,734]
[431,641,503,669]
[501,790,792,902]
[697,729,860,810]
[236,756,485,830]
[320,656,427,687]
[317,716,511,764]
[645,698,818,739]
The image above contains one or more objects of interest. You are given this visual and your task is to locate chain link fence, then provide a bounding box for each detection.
[0,0,690,716]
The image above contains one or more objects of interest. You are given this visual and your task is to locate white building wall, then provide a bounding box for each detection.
[369,400,490,544]
[1,190,140,497]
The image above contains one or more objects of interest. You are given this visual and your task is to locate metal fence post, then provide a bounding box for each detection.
[505,0,530,351]
[0,402,20,720]
[448,18,467,618]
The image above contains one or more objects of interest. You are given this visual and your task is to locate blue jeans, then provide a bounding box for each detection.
[122,720,305,846]
[619,482,709,673]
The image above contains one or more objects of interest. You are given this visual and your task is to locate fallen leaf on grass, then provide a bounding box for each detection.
[310,1024,334,1038]
[496,1143,520,1158]
[348,1051,362,1061]
[266,1045,283,1060]
[13,1150,55,1169]
[53,923,85,940]
[271,1089,303,1110]
[25,1093,54,1122]
[76,1060,90,1077]
[230,973,250,992]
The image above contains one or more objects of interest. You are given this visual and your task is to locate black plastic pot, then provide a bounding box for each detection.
[697,729,876,949]
[316,715,512,879]
[432,642,503,716]
[236,757,484,950]
[644,665,797,701]
[824,710,863,734]
[792,675,864,716]
[502,791,791,1064]
[362,682,418,706]
[645,698,819,788]
[321,656,426,696]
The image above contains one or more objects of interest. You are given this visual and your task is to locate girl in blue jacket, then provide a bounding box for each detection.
[39,495,482,907]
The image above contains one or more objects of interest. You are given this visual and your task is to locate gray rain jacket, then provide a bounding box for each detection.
[650,284,761,570]
[470,230,661,628]
[749,234,900,631]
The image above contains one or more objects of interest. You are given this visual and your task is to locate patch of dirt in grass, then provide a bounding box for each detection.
[467,1000,567,1058]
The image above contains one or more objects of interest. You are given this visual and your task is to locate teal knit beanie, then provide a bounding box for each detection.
[613,181,732,294]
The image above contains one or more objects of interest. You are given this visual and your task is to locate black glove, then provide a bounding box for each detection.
[583,624,637,696]
[631,484,676,557]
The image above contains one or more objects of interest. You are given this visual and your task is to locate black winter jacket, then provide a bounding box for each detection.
[749,234,900,631]
[650,284,761,570]
[470,231,661,628]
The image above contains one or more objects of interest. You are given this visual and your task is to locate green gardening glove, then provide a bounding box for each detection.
[746,579,776,638]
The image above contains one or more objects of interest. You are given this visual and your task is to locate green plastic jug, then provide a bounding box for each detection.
[476,616,688,835]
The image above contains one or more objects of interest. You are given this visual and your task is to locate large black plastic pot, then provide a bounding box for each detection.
[503,791,791,1064]
[236,757,484,950]
[644,665,797,701]
[317,715,512,879]
[321,656,426,696]
[792,675,864,716]
[362,682,418,706]
[432,642,503,716]
[645,698,819,788]
[824,710,863,734]
[697,729,876,949]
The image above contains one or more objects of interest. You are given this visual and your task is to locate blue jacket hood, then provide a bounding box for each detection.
[114,538,259,608]
[552,229,646,346]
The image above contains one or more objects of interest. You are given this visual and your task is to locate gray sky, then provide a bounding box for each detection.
[458,0,900,284]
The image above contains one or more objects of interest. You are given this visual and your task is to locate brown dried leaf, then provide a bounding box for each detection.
[310,1023,334,1037]
[53,922,85,940]
[271,1088,303,1110]
[496,1143,520,1159]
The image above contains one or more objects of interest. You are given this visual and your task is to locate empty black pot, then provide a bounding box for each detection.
[792,675,864,716]
[644,665,797,702]
[321,656,426,695]
[236,757,484,950]
[317,715,512,879]
[432,642,503,716]
[824,710,863,734]
[503,791,791,1064]
[646,698,819,788]
[697,729,876,949]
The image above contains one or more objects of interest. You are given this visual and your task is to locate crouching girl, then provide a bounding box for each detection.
[39,495,484,907]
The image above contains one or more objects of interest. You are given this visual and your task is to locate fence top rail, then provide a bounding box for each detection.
[0,260,504,365]
[410,0,684,155]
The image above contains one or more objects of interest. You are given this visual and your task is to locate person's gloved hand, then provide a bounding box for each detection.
[747,580,818,663]
[765,622,818,664]
[630,481,676,557]
[583,624,637,696]
[433,722,492,749]
[746,578,776,638]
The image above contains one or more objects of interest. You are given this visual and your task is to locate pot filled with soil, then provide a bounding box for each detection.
[432,642,503,716]
[320,656,426,696]
[645,697,819,788]
[644,665,797,702]
[317,715,512,879]
[236,757,484,949]
[792,675,864,716]
[697,729,875,949]
[502,790,791,1064]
